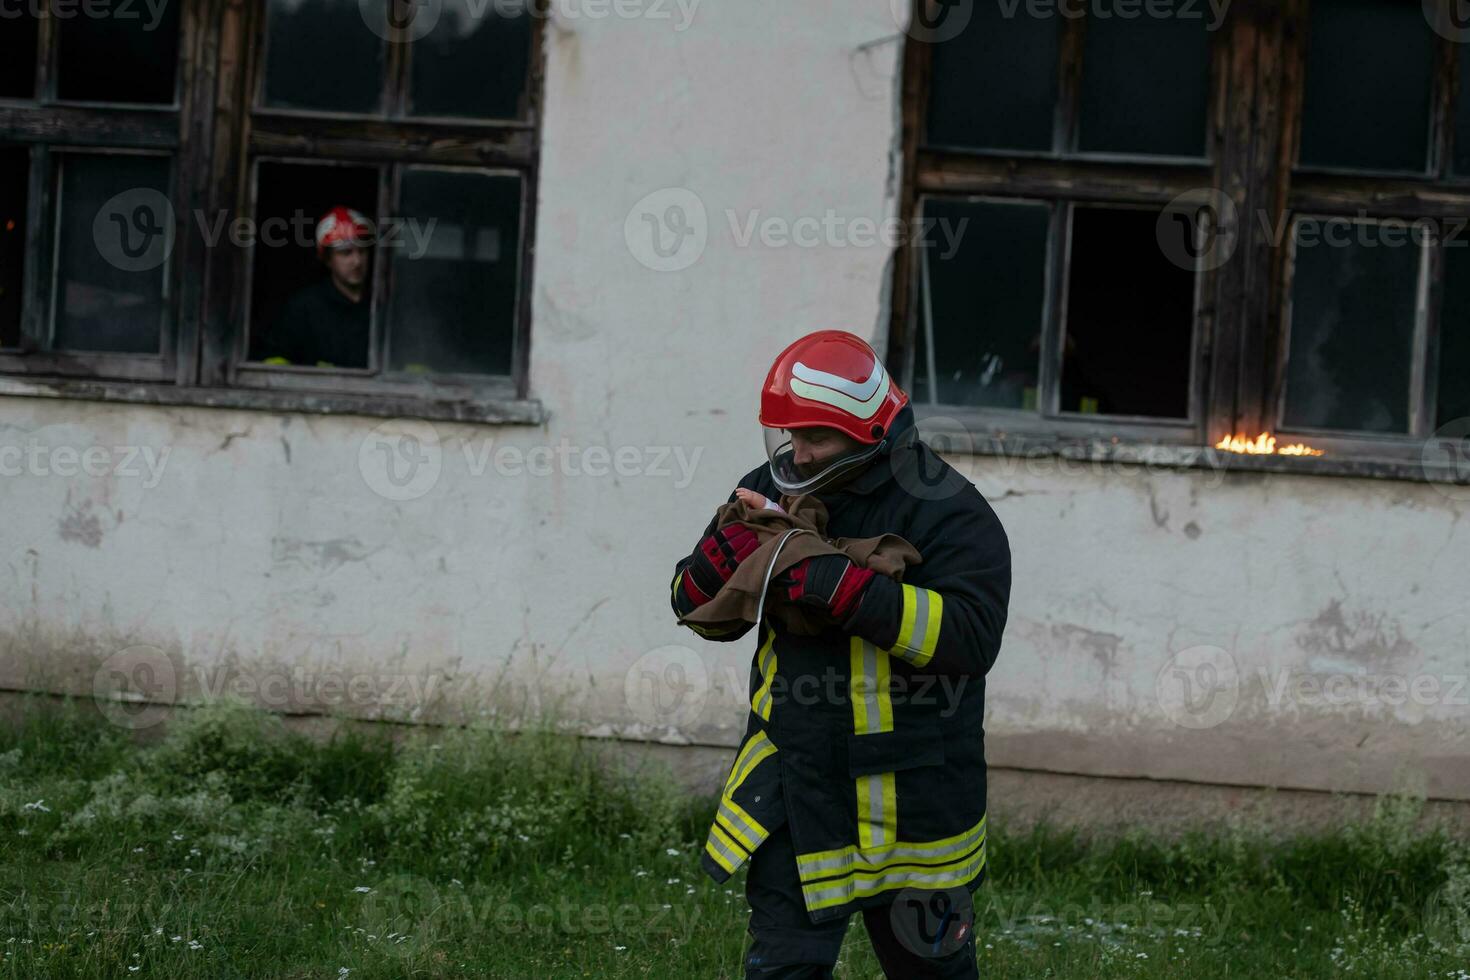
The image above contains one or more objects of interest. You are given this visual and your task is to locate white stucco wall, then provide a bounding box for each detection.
[1,1,1466,803]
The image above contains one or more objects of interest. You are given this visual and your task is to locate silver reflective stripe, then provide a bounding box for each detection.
[705,823,747,871]
[798,817,987,880]
[801,850,985,911]
[718,798,766,851]
[906,588,930,658]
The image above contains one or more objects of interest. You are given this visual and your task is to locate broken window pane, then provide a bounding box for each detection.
[1077,14,1210,157]
[0,10,38,99]
[1435,236,1470,429]
[1060,205,1194,418]
[249,161,381,368]
[264,0,385,114]
[387,169,521,376]
[927,5,1058,152]
[1299,0,1432,173]
[52,154,171,354]
[0,146,26,348]
[410,0,532,120]
[917,198,1049,409]
[1282,218,1420,434]
[57,6,182,104]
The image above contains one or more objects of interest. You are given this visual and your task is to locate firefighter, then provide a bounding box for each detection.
[263,206,374,369]
[669,330,1011,979]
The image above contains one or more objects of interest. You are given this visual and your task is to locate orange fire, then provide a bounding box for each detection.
[1214,432,1324,457]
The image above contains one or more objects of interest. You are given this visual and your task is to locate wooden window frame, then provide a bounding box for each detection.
[890,0,1470,481]
[0,0,547,424]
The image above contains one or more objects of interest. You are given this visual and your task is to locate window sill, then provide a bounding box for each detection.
[0,376,548,426]
[915,408,1466,487]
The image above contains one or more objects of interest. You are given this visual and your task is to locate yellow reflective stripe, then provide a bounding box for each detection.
[751,629,777,721]
[850,638,896,850]
[687,620,743,638]
[800,843,986,913]
[717,797,766,852]
[849,638,894,736]
[672,569,684,603]
[888,585,942,668]
[724,730,776,798]
[798,813,987,881]
[704,822,744,874]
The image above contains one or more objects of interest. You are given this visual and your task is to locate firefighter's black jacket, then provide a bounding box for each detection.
[670,415,1011,923]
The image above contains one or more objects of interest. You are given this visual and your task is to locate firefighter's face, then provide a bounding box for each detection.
[325,245,368,288]
[788,426,863,476]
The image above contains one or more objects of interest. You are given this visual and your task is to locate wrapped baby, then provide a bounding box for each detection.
[735,488,786,514]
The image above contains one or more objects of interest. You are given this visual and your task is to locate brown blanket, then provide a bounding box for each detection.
[679,494,922,636]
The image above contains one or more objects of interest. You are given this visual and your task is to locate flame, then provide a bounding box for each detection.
[1214,432,1324,456]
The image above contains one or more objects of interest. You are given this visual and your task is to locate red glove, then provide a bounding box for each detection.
[776,554,876,623]
[679,524,761,609]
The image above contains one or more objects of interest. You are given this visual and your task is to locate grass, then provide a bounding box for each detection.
[0,697,1467,978]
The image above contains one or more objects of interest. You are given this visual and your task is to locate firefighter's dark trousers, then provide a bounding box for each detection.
[742,822,979,980]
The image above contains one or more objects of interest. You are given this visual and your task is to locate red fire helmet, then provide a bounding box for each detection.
[758,331,910,494]
[315,206,375,258]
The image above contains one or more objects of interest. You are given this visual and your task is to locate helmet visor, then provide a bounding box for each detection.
[763,426,884,496]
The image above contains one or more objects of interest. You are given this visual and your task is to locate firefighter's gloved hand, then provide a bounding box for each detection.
[682,524,761,608]
[776,554,876,623]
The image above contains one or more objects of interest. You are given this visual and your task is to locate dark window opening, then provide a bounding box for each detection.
[916,198,1049,410]
[248,161,380,368]
[409,0,533,120]
[926,5,1058,153]
[0,146,26,349]
[1298,0,1433,173]
[0,12,39,99]
[263,0,385,114]
[1060,205,1194,418]
[385,168,521,376]
[1282,219,1420,434]
[1435,240,1470,429]
[52,153,171,355]
[57,8,182,104]
[1077,14,1210,158]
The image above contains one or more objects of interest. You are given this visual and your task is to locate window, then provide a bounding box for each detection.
[0,0,544,418]
[893,0,1470,473]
